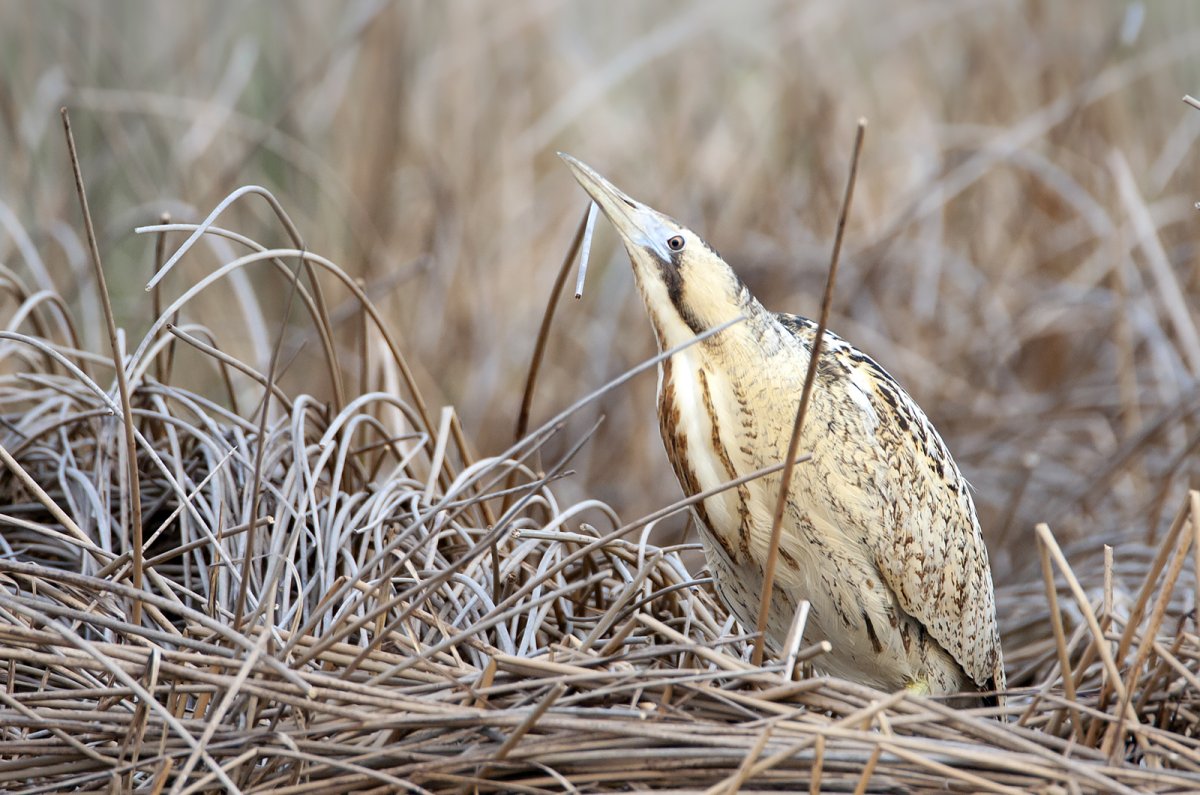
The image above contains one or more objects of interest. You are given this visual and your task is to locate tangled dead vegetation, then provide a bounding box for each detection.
[2,182,1200,794]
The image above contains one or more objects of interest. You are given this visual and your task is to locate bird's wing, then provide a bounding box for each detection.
[776,313,1004,692]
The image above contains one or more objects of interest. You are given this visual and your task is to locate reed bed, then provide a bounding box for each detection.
[7,2,1200,565]
[2,174,1200,793]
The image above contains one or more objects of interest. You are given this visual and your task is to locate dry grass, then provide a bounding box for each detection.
[4,1,1200,791]
[0,176,1197,791]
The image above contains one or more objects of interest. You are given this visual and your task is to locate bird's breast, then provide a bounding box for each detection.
[657,345,789,566]
[656,334,883,591]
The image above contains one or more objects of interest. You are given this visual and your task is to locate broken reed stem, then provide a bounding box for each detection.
[752,118,866,666]
[1105,497,1193,689]
[575,201,598,299]
[1035,526,1082,739]
[61,107,146,625]
[1034,523,1141,758]
[1106,491,1196,759]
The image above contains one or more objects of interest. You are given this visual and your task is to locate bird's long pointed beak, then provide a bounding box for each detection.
[558,153,673,261]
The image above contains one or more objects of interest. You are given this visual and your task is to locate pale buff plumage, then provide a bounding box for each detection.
[561,154,1004,705]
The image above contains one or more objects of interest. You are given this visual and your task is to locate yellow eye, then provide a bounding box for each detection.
[667,235,685,252]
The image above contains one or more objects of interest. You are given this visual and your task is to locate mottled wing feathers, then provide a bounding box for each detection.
[775,313,1004,693]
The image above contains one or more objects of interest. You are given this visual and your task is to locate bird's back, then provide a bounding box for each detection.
[775,313,1004,696]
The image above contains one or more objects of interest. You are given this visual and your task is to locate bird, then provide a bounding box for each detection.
[559,153,1005,706]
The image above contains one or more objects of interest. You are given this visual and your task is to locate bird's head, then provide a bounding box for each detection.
[559,153,751,350]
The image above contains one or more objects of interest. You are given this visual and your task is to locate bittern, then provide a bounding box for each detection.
[560,154,1004,706]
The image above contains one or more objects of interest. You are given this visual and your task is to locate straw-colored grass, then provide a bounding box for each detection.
[1,175,1199,791]
[4,2,1200,791]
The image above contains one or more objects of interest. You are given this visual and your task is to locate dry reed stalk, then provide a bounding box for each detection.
[752,119,866,667]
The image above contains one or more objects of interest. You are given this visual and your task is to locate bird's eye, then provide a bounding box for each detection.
[667,235,685,252]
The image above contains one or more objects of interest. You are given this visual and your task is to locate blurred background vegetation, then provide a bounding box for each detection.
[2,0,1199,582]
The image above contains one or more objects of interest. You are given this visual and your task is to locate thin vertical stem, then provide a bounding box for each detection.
[753,119,866,666]
[61,107,145,624]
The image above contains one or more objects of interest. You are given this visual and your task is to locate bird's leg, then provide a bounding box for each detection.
[904,678,931,697]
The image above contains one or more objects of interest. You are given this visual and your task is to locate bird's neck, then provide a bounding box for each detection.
[634,271,775,358]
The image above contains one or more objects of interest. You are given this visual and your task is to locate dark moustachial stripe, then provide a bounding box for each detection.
[660,245,712,336]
